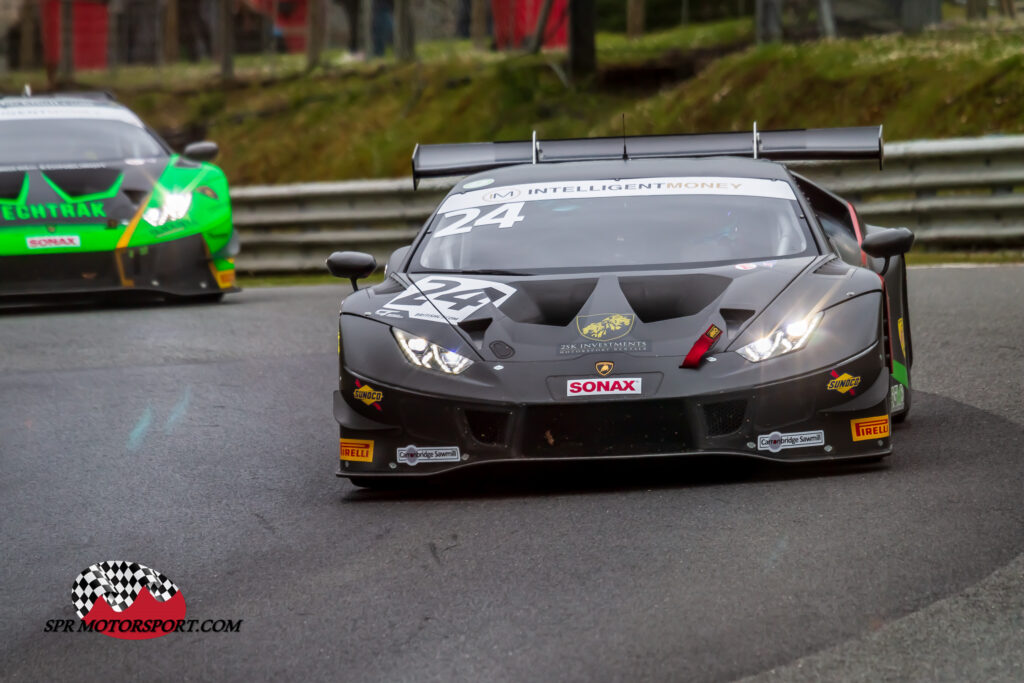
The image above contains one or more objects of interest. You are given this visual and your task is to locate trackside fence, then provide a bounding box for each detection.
[231,134,1024,274]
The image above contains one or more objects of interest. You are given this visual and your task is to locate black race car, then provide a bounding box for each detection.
[328,127,913,486]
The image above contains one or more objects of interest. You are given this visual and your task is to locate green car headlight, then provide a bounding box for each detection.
[143,192,192,226]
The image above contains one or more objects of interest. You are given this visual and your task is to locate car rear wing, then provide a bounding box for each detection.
[411,124,883,188]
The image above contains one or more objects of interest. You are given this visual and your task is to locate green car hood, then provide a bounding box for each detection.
[0,156,232,256]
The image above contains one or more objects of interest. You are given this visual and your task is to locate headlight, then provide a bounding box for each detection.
[143,192,192,226]
[392,328,473,375]
[736,311,824,362]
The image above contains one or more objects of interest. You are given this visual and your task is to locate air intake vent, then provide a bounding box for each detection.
[703,399,747,436]
[501,278,597,326]
[464,410,510,445]
[0,171,26,200]
[815,258,850,276]
[43,168,122,198]
[619,274,730,323]
[123,189,149,208]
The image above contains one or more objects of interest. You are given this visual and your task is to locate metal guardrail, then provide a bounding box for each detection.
[231,135,1024,274]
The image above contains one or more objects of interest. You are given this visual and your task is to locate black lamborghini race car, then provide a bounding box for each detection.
[0,93,237,302]
[328,127,913,485]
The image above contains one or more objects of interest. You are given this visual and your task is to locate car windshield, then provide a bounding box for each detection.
[0,119,166,165]
[415,176,815,273]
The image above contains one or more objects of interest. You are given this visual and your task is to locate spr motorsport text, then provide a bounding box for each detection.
[43,618,243,633]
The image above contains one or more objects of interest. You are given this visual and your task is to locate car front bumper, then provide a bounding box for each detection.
[0,233,237,301]
[335,344,893,479]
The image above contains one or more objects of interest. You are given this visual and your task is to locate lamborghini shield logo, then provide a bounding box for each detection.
[577,313,635,341]
[595,361,614,376]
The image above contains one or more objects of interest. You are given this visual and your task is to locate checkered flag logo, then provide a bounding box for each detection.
[71,561,179,619]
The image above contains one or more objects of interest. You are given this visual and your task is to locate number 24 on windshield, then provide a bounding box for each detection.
[434,202,525,238]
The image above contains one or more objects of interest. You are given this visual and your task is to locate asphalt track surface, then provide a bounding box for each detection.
[3,265,1024,682]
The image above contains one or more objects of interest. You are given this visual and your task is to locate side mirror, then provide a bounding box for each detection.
[326,251,377,291]
[183,141,219,162]
[861,227,914,275]
[384,245,410,277]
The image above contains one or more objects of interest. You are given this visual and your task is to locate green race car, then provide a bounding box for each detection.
[0,93,238,302]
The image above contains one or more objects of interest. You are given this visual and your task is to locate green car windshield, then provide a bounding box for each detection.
[0,119,167,165]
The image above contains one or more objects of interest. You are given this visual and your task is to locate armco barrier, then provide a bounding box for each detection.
[231,135,1024,274]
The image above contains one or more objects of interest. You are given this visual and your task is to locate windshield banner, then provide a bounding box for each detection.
[439,176,797,213]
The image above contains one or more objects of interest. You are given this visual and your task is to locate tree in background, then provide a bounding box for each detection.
[569,0,596,78]
[966,0,987,20]
[394,0,414,61]
[627,0,645,37]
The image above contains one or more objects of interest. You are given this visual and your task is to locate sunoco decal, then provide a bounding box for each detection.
[827,370,861,395]
[566,377,642,397]
[353,380,383,411]
[757,430,825,453]
[397,445,461,466]
[850,415,889,441]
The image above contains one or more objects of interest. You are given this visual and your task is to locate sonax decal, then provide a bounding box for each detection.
[566,377,642,396]
[27,235,80,248]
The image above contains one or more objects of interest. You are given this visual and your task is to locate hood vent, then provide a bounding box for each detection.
[815,257,851,276]
[501,278,597,326]
[619,274,730,323]
[720,308,755,335]
[372,277,406,295]
[0,171,25,200]
[123,189,149,208]
[43,168,122,198]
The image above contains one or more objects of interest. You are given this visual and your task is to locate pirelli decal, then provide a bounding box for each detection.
[850,415,889,441]
[340,438,374,462]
